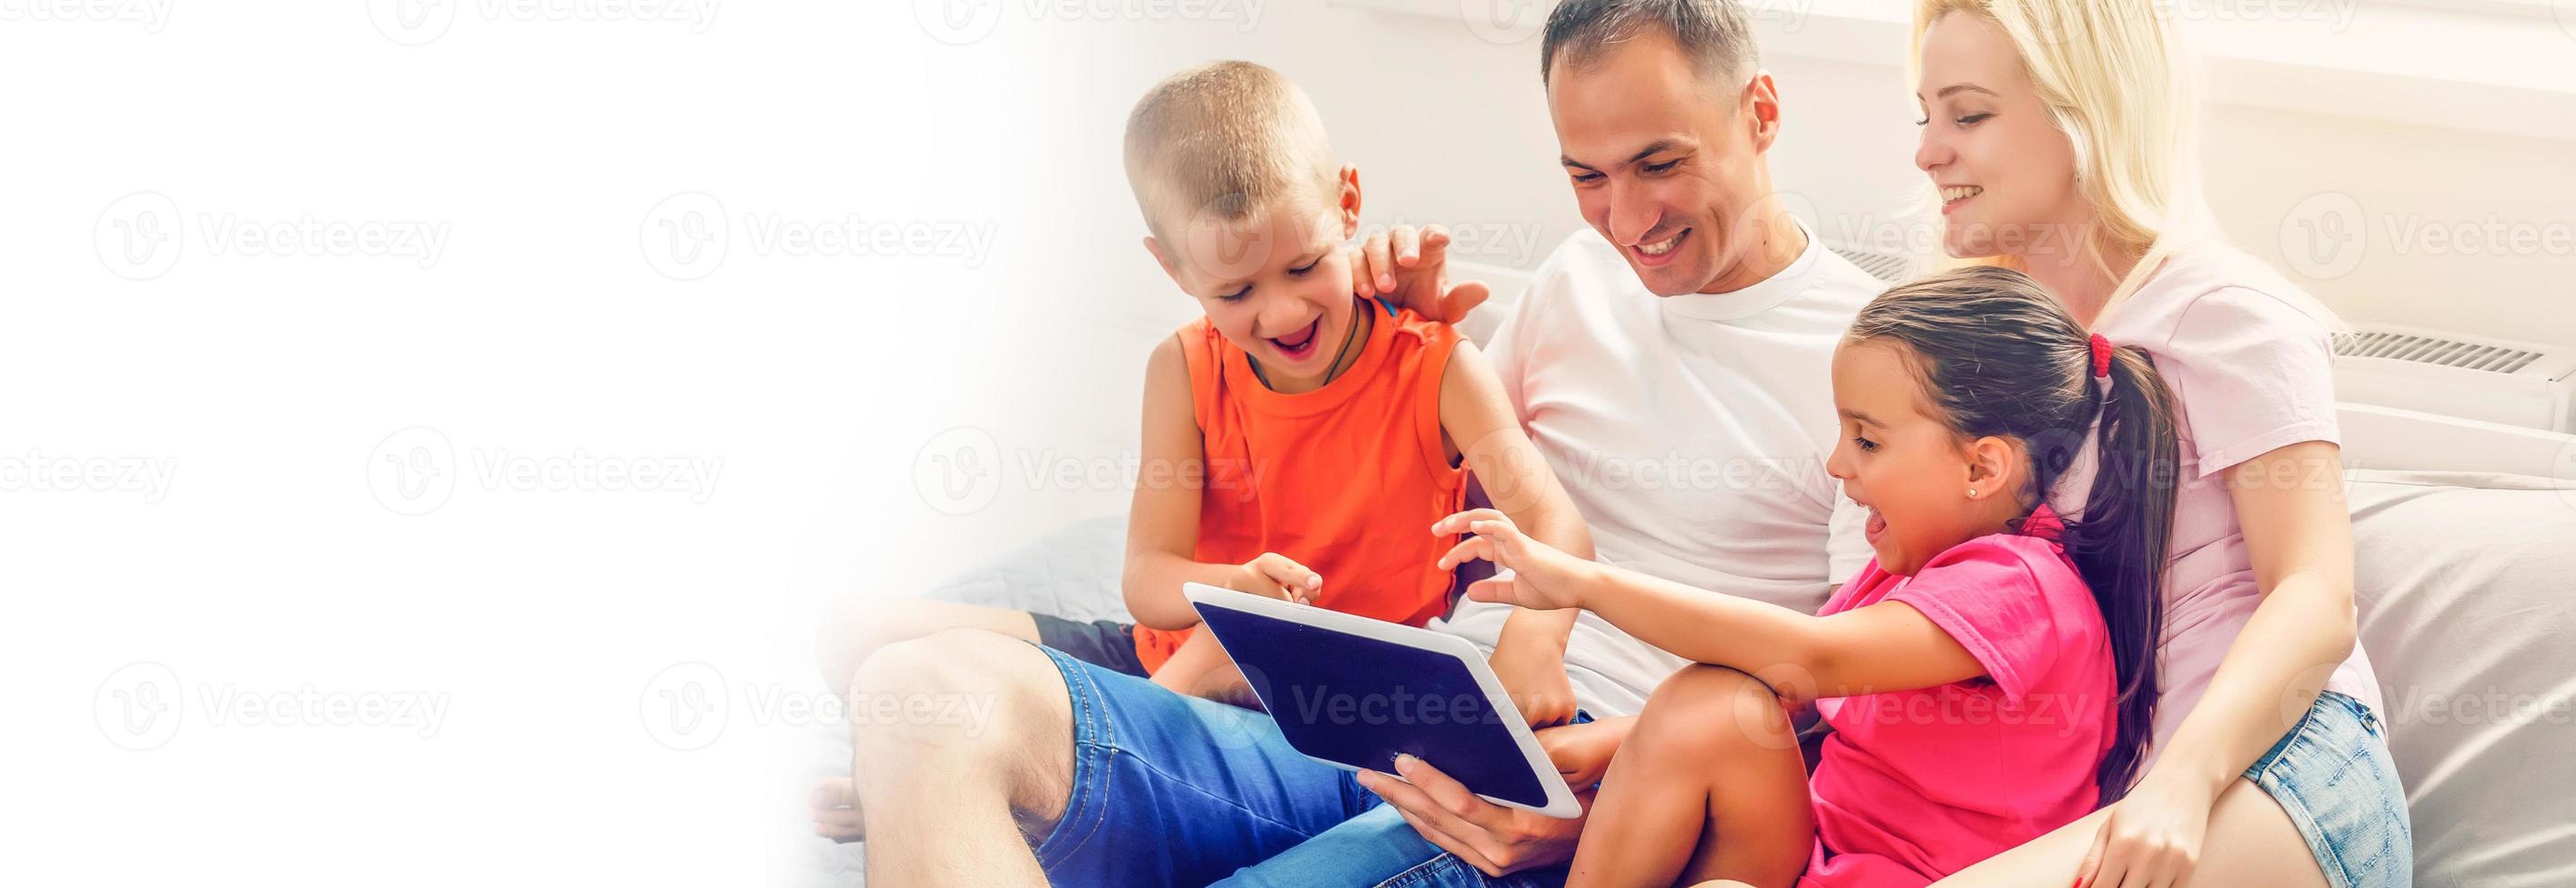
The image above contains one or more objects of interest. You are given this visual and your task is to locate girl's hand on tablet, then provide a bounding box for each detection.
[1233,552,1322,604]
[1434,509,1592,611]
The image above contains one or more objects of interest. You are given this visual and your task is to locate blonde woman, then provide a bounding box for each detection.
[1908,2,2410,887]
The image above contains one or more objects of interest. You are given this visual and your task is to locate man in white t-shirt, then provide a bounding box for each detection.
[835,2,1879,885]
[1426,217,1877,719]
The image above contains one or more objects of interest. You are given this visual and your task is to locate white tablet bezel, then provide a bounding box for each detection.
[1182,582,1582,819]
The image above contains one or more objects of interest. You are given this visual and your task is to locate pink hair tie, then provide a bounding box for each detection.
[2089,333,2114,380]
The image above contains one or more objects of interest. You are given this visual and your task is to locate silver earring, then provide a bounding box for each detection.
[1967,488,1978,498]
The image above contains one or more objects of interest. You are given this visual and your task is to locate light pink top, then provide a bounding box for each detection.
[1803,507,2115,888]
[2062,244,2382,749]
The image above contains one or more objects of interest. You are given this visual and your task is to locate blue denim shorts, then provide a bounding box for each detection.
[1029,642,1372,886]
[1029,642,1577,888]
[2243,690,2413,888]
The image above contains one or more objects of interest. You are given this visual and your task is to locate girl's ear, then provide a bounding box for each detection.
[1964,435,2018,498]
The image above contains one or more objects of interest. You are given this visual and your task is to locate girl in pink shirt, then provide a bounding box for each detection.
[1437,267,2181,887]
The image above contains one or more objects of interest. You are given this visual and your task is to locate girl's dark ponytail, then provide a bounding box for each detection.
[2067,345,2177,804]
[1848,265,2179,806]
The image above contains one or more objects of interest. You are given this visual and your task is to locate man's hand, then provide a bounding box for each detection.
[1232,552,1321,603]
[1357,752,1591,877]
[1348,223,1492,324]
[1487,634,1579,729]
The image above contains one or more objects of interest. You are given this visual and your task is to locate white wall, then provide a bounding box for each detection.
[871,1,2576,597]
[1296,4,2576,345]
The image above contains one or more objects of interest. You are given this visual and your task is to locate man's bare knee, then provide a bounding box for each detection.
[815,595,893,695]
[820,601,1037,696]
[851,630,1075,820]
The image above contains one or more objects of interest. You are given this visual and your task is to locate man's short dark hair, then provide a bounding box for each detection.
[1540,0,1761,87]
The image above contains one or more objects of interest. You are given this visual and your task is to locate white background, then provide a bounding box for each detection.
[7,0,2573,883]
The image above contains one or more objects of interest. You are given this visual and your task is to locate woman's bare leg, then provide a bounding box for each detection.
[1935,777,2328,887]
[1568,665,1814,888]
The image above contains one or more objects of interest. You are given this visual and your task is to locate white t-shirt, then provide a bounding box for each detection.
[2062,243,2383,748]
[1435,226,1879,717]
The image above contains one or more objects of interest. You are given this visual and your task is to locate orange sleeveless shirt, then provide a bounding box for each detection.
[1134,301,1468,673]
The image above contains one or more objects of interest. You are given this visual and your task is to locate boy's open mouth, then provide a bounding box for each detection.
[1268,317,1322,361]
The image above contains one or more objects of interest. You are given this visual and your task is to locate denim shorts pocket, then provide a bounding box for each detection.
[2242,690,2413,888]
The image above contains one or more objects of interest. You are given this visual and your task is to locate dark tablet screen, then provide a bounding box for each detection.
[1196,604,1549,809]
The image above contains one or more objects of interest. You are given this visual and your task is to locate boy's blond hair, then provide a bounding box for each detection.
[1122,61,1340,246]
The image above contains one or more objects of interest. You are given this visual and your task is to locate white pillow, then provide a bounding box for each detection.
[2347,469,2576,886]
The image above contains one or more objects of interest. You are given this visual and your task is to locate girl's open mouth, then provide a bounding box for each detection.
[1863,506,1888,546]
[1268,317,1322,361]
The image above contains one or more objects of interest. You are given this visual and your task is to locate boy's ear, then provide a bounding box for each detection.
[1142,235,1184,285]
[1335,164,1362,238]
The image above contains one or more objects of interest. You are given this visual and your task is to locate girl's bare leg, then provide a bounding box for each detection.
[1569,665,1814,888]
[1934,777,2328,888]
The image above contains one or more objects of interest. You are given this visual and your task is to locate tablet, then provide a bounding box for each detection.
[1183,582,1581,818]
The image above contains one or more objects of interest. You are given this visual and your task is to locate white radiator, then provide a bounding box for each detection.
[2333,326,2576,434]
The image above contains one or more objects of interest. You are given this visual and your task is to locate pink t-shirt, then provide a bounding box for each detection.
[1801,507,2117,888]
[2061,244,2382,748]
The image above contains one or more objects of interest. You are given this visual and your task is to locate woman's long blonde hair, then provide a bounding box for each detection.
[1909,0,2214,317]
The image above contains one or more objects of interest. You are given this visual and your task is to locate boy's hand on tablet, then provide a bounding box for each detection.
[1435,509,1592,611]
[1348,223,1493,325]
[1232,552,1322,604]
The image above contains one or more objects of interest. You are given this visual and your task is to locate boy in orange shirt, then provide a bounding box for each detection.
[814,60,1591,717]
